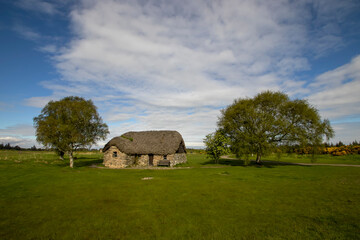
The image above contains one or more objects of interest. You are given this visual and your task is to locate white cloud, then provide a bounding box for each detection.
[25,96,59,108]
[101,104,220,148]
[305,0,359,58]
[13,24,41,41]
[38,44,58,53]
[0,124,35,136]
[16,0,59,15]
[331,122,360,144]
[308,55,360,119]
[0,136,39,148]
[54,0,312,106]
[0,124,39,148]
[26,0,359,145]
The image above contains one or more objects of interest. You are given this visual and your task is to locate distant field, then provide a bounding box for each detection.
[0,150,359,239]
[224,152,360,165]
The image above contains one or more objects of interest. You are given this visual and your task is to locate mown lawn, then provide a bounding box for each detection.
[0,151,359,239]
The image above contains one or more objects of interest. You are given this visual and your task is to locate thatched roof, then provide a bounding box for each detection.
[103,131,187,155]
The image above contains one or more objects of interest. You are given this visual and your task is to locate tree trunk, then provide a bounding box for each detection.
[256,152,262,164]
[59,151,64,161]
[69,151,74,168]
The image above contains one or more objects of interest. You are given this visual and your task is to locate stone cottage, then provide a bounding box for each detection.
[102,130,187,168]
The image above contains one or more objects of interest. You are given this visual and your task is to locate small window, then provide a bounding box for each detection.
[113,151,118,157]
[163,155,167,160]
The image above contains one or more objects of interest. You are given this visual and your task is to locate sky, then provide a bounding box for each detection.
[1,0,360,148]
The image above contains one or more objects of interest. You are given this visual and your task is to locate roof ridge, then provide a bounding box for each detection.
[103,130,186,155]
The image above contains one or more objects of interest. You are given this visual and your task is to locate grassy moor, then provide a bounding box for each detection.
[1,150,359,239]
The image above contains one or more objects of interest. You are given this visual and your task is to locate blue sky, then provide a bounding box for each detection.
[1,0,360,148]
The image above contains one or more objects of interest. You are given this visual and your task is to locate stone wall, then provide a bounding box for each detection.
[103,146,187,168]
[172,153,187,166]
[103,146,131,168]
[136,155,149,167]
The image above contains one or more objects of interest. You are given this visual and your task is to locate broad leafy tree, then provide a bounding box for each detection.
[34,96,109,168]
[218,91,334,163]
[203,130,230,163]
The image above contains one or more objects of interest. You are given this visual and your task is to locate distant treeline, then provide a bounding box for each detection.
[325,140,359,147]
[0,143,40,151]
[278,141,360,156]
[187,148,206,154]
[2,141,359,156]
[0,143,100,152]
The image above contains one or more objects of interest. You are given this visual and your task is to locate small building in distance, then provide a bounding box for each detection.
[102,130,187,168]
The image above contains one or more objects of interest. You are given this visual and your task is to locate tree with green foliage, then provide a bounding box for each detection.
[33,96,109,168]
[203,130,230,163]
[218,91,334,163]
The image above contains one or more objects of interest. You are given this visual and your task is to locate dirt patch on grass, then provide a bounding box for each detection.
[89,164,192,170]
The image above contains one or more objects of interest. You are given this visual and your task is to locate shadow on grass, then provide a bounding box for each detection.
[55,157,103,168]
[75,157,103,167]
[201,158,307,168]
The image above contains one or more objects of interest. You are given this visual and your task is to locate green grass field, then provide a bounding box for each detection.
[1,150,359,239]
[224,153,360,165]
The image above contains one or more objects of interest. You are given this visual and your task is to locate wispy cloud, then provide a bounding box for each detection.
[308,55,360,119]
[38,44,58,53]
[0,124,35,136]
[23,0,359,145]
[331,122,360,143]
[25,95,59,108]
[13,24,41,41]
[15,0,59,15]
[0,136,38,148]
[54,0,312,106]
[0,124,38,148]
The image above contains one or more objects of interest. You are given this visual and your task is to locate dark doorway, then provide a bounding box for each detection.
[148,154,154,166]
